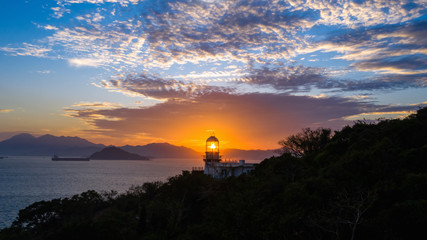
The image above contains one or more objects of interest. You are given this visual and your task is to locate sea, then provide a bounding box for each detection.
[0,156,204,229]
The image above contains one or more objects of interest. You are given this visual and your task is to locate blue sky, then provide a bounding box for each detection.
[0,0,426,150]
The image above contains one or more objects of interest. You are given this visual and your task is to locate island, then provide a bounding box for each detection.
[89,146,149,160]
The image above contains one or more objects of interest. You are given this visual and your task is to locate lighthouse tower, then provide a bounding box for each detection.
[203,135,221,176]
[204,135,220,162]
[202,135,256,178]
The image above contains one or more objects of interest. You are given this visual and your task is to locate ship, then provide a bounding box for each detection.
[52,154,90,161]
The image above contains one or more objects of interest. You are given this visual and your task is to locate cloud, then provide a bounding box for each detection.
[342,102,427,121]
[314,19,427,74]
[0,109,14,113]
[37,70,51,74]
[98,73,235,100]
[244,64,329,91]
[0,43,51,57]
[235,61,427,93]
[31,0,318,71]
[338,73,427,91]
[138,0,315,66]
[46,19,147,70]
[59,0,142,4]
[289,0,426,27]
[352,55,427,75]
[64,91,381,148]
[7,0,426,81]
[51,0,144,18]
[70,101,123,109]
[343,110,415,121]
[68,58,105,67]
[103,62,426,99]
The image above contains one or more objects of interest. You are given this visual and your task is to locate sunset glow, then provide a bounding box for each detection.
[1,0,426,151]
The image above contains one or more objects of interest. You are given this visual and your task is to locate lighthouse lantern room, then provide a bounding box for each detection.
[204,135,220,162]
[202,135,256,178]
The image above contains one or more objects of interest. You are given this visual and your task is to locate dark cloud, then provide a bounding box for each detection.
[322,19,427,74]
[107,73,234,99]
[244,64,329,91]
[353,55,427,72]
[376,103,427,113]
[333,73,427,92]
[241,63,426,93]
[66,91,378,148]
[112,63,424,97]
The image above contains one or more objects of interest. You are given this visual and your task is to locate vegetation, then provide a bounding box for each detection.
[1,108,426,240]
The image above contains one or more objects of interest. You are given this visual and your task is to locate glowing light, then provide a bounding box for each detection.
[210,143,216,149]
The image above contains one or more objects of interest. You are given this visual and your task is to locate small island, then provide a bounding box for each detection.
[89,146,149,160]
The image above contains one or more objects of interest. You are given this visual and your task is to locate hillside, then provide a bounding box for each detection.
[0,134,105,156]
[0,135,272,160]
[2,107,425,240]
[121,143,200,159]
[90,146,149,160]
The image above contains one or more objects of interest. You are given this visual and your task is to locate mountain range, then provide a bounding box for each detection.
[0,133,276,160]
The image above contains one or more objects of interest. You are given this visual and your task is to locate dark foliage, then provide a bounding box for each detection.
[1,107,426,240]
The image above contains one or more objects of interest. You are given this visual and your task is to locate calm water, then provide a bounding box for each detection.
[0,156,203,229]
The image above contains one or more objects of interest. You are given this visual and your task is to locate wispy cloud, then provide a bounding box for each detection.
[313,19,427,75]
[0,109,14,113]
[244,64,329,91]
[99,73,234,100]
[36,70,52,74]
[5,0,427,76]
[0,43,51,57]
[70,101,123,109]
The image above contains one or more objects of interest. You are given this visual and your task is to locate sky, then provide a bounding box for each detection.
[0,0,426,151]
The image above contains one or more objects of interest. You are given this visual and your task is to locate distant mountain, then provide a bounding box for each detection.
[222,149,277,161]
[0,133,275,160]
[121,143,201,159]
[0,133,105,156]
[90,146,149,160]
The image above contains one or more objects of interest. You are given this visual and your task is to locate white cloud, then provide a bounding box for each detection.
[37,70,52,74]
[289,0,425,27]
[0,43,51,57]
[68,58,104,67]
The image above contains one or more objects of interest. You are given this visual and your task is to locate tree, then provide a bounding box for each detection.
[278,128,332,157]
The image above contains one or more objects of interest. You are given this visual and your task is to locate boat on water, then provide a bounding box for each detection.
[52,154,90,161]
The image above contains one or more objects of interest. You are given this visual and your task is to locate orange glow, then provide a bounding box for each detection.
[19,93,308,152]
[210,143,216,149]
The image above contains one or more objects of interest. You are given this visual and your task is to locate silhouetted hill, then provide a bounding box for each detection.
[0,134,105,156]
[0,134,274,160]
[121,143,201,159]
[90,146,149,160]
[3,108,426,240]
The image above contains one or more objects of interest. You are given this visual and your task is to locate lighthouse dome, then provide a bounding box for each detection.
[206,136,219,142]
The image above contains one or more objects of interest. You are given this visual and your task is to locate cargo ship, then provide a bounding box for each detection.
[52,154,90,161]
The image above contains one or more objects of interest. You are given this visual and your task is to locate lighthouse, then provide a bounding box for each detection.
[204,135,220,162]
[203,135,255,178]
